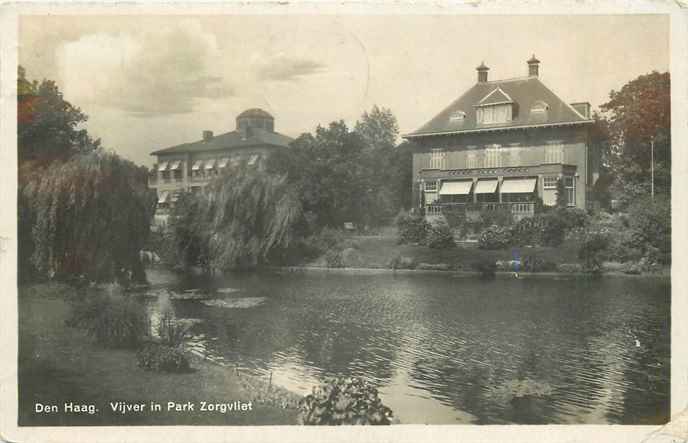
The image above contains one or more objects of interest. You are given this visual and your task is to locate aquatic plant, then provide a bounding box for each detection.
[298,377,393,425]
[136,343,190,373]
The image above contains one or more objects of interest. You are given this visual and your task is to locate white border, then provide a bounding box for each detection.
[1,2,686,443]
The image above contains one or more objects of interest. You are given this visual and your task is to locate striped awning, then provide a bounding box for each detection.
[169,160,182,170]
[157,191,169,204]
[204,158,216,170]
[500,177,537,193]
[218,157,230,168]
[474,179,498,194]
[439,180,473,195]
[157,162,169,172]
[192,160,204,171]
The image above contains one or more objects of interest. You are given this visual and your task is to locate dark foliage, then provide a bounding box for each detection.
[395,211,429,244]
[425,221,455,249]
[298,377,393,425]
[66,294,148,348]
[471,258,497,279]
[478,225,512,250]
[136,343,190,373]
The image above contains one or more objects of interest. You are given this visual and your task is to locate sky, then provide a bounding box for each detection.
[19,14,669,167]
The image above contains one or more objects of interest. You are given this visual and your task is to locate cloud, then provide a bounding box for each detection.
[57,21,234,117]
[254,53,326,82]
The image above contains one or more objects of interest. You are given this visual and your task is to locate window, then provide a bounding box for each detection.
[430,149,446,169]
[506,147,522,167]
[530,101,549,121]
[545,143,564,164]
[466,151,478,169]
[477,104,512,124]
[564,176,576,207]
[484,145,502,168]
[449,110,466,121]
[543,176,558,189]
[424,181,437,192]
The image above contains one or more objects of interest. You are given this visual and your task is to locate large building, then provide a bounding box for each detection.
[404,56,598,221]
[149,108,293,223]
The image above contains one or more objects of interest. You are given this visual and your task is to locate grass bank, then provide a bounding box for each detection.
[18,283,300,426]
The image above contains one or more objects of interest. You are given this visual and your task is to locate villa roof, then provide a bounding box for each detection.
[151,128,293,156]
[405,76,592,138]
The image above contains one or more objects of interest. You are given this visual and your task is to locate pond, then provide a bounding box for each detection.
[146,268,670,425]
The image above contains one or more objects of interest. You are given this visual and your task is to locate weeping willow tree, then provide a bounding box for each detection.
[20,150,156,283]
[170,169,304,271]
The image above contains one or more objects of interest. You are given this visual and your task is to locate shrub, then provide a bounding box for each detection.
[66,294,148,348]
[396,211,429,245]
[480,208,513,228]
[307,228,346,255]
[157,311,190,347]
[557,263,583,273]
[388,255,416,270]
[298,377,393,425]
[325,249,344,268]
[426,221,455,249]
[478,225,512,250]
[510,217,544,246]
[520,255,558,272]
[136,343,190,373]
[578,231,610,273]
[627,196,670,261]
[471,259,497,279]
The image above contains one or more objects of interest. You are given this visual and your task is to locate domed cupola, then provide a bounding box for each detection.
[236,108,274,137]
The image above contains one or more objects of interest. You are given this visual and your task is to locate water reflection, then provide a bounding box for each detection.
[144,269,670,424]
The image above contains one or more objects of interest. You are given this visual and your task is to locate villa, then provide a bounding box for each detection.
[148,108,293,225]
[404,56,599,221]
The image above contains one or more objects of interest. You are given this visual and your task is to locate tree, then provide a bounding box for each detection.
[169,169,304,271]
[354,105,399,151]
[20,150,156,283]
[598,71,670,202]
[267,106,410,230]
[18,66,100,165]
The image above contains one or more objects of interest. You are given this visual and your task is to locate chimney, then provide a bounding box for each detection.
[476,61,489,83]
[202,130,213,141]
[527,54,540,77]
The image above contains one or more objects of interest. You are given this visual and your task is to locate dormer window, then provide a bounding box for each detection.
[477,104,512,124]
[449,111,466,122]
[530,101,549,121]
[476,87,514,125]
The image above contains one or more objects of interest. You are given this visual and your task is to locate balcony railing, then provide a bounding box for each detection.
[426,202,535,220]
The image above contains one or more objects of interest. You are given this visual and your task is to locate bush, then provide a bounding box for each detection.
[298,377,393,425]
[627,196,670,261]
[478,225,512,250]
[510,217,544,246]
[136,343,190,373]
[557,263,583,273]
[396,211,429,245]
[157,311,190,347]
[426,221,455,249]
[520,255,558,272]
[325,249,344,268]
[578,231,611,273]
[388,255,416,270]
[66,294,148,348]
[471,259,497,279]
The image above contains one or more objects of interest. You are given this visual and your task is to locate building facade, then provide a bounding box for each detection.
[404,56,598,221]
[148,108,293,224]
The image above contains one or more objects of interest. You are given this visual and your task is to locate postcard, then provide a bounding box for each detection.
[1,2,686,442]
